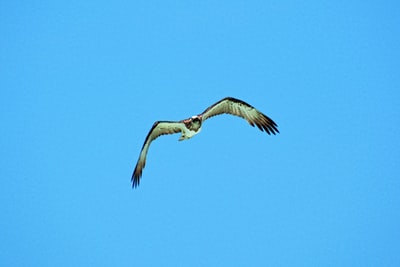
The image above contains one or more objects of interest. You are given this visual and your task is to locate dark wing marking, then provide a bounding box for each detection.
[132,121,185,188]
[200,97,279,134]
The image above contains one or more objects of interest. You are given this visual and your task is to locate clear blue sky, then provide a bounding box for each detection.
[1,1,399,266]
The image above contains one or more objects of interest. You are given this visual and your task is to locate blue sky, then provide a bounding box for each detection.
[1,0,399,266]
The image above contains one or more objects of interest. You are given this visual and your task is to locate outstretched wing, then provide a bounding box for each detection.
[132,121,185,188]
[200,97,279,135]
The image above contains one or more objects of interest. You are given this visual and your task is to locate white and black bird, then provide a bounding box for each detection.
[131,97,279,188]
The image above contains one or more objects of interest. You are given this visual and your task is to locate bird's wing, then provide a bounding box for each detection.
[132,121,185,188]
[200,97,279,135]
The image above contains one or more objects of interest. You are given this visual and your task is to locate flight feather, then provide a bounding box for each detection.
[200,97,279,135]
[132,121,185,187]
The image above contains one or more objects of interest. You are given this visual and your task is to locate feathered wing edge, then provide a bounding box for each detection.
[200,97,279,135]
[132,121,184,188]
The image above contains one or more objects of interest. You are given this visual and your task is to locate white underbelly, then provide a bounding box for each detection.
[184,127,201,138]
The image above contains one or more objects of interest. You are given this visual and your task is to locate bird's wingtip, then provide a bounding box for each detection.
[131,170,141,188]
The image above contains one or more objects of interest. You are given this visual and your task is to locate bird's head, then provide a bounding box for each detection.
[191,115,201,124]
[190,116,202,130]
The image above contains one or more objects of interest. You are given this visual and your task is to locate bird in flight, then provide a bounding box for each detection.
[131,97,279,188]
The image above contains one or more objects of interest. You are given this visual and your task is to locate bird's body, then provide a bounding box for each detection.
[131,97,279,188]
[179,116,202,140]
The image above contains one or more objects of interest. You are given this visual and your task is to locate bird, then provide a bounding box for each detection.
[131,97,279,188]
